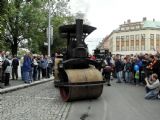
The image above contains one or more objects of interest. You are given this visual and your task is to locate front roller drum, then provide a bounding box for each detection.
[60,85,103,101]
[59,68,103,101]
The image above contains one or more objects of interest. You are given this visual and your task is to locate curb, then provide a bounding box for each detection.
[0,78,54,94]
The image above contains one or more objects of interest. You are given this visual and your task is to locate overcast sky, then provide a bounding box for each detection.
[69,0,160,53]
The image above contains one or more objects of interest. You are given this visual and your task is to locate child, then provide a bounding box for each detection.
[135,71,139,85]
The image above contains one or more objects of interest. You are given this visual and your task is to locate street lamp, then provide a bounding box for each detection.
[48,0,51,57]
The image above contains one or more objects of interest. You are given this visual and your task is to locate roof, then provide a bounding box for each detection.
[59,24,96,34]
[143,20,160,29]
[59,24,96,40]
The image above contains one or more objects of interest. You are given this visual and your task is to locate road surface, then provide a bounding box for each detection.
[66,81,160,120]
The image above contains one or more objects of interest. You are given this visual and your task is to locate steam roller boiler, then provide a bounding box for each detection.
[54,19,105,101]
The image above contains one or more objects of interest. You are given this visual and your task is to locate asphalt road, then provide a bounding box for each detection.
[66,81,160,120]
[66,97,107,120]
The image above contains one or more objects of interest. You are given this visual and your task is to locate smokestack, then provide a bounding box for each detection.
[76,19,83,44]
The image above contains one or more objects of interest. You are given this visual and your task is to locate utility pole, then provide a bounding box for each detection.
[48,0,51,56]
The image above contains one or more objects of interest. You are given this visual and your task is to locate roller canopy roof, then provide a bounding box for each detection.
[59,24,96,38]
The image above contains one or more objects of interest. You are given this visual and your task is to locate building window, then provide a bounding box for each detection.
[130,26,134,30]
[136,40,139,51]
[135,34,139,40]
[120,27,125,31]
[126,35,129,40]
[126,36,129,51]
[130,40,134,51]
[141,34,145,50]
[116,36,120,51]
[135,34,139,51]
[126,40,129,51]
[136,26,140,29]
[150,34,154,40]
[130,35,134,51]
[150,34,154,50]
[126,27,129,30]
[121,36,125,51]
[141,40,145,50]
[156,34,160,50]
[141,34,145,40]
[110,38,113,52]
[130,35,134,40]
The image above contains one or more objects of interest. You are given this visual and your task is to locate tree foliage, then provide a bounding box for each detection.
[0,0,75,56]
[0,0,8,50]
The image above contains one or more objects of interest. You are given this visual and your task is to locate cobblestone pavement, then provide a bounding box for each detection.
[0,81,71,120]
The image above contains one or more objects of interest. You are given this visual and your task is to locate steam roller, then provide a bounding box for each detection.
[54,19,105,101]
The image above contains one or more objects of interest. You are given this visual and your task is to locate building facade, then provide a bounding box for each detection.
[102,18,160,55]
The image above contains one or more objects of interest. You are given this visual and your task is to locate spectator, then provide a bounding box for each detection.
[41,55,48,78]
[134,57,142,85]
[22,53,32,83]
[115,55,124,83]
[37,55,42,80]
[124,58,132,83]
[20,56,24,81]
[12,55,19,80]
[102,59,113,86]
[28,53,33,82]
[0,55,3,86]
[47,56,53,78]
[32,56,38,81]
[146,55,157,77]
[2,55,11,86]
[145,73,160,99]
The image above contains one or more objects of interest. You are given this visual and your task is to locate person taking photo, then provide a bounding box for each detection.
[145,73,160,99]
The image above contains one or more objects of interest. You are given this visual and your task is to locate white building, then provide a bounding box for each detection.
[103,17,160,55]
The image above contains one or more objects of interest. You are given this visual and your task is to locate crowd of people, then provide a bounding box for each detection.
[98,53,160,100]
[0,51,54,88]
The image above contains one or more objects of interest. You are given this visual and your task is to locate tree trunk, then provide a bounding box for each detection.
[11,38,18,56]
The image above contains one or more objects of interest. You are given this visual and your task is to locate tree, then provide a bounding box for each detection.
[41,0,75,53]
[1,0,76,55]
[26,0,75,54]
[0,0,8,50]
[0,0,48,55]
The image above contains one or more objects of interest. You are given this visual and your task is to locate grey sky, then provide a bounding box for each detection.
[69,0,160,53]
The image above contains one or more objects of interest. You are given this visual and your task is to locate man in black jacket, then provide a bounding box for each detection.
[2,55,11,86]
[115,55,124,83]
[12,55,19,80]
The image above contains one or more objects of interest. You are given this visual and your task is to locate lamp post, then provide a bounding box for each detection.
[48,0,51,57]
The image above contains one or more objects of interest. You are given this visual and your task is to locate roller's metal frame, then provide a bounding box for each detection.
[55,19,105,101]
[55,81,105,87]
